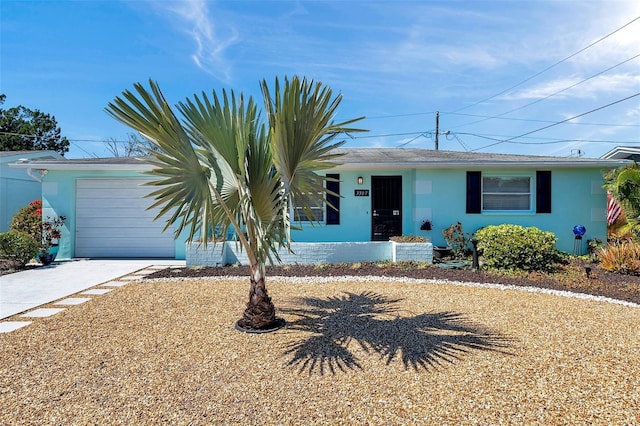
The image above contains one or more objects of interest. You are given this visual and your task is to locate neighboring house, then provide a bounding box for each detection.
[600,146,640,161]
[10,148,629,260]
[0,150,64,232]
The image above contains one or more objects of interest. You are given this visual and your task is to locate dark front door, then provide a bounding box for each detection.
[371,176,402,241]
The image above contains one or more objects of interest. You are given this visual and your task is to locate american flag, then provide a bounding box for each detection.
[607,191,622,226]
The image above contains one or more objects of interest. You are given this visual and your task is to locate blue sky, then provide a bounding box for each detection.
[1,0,639,159]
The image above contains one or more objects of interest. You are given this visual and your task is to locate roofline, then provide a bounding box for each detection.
[10,164,154,171]
[11,158,631,171]
[333,159,631,170]
[1,150,65,161]
[9,160,152,171]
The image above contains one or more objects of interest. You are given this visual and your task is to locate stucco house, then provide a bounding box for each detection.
[1,150,64,232]
[10,148,628,261]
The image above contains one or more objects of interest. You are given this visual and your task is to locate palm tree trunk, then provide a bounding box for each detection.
[237,264,278,330]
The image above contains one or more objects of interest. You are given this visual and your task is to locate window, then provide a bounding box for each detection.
[292,174,341,223]
[293,193,324,222]
[467,171,551,214]
[482,176,531,211]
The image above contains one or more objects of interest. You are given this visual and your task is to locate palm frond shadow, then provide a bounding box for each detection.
[280,291,514,375]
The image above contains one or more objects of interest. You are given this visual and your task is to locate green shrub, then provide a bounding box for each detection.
[598,241,640,275]
[0,231,40,266]
[10,200,42,242]
[474,224,559,272]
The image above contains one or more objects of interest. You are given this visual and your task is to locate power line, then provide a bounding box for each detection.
[4,128,637,151]
[453,15,640,113]
[471,91,640,151]
[364,111,436,120]
[451,52,640,130]
[355,130,432,139]
[441,112,640,127]
[461,132,640,146]
[69,140,99,158]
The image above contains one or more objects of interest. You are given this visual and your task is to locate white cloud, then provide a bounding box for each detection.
[153,1,239,82]
[502,73,640,101]
[626,105,640,119]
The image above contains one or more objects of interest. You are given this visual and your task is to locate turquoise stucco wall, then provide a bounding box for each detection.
[292,167,609,254]
[40,164,610,260]
[0,168,42,232]
[289,170,415,243]
[1,152,61,232]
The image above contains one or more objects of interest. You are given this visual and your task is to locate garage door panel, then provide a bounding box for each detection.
[75,179,175,258]
[74,246,174,258]
[76,227,174,239]
[77,179,154,190]
[76,209,162,223]
[76,196,157,206]
[76,236,174,247]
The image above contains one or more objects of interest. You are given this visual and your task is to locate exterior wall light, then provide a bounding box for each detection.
[357,176,364,185]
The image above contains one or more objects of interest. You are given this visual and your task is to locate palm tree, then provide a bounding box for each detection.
[105,76,366,331]
[604,162,640,238]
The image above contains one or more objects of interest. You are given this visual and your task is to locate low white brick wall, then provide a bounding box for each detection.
[185,243,225,267]
[393,241,434,263]
[186,241,433,266]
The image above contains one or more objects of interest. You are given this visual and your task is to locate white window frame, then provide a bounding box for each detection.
[482,175,532,212]
[293,192,325,223]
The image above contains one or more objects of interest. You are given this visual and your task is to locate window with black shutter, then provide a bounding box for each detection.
[466,171,482,214]
[536,171,552,213]
[326,173,340,225]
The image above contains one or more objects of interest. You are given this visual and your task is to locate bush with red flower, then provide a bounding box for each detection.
[10,200,43,243]
[10,200,66,253]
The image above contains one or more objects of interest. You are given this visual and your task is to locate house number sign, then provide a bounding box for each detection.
[354,189,369,196]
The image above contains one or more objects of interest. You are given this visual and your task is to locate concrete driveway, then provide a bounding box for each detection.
[0,259,184,325]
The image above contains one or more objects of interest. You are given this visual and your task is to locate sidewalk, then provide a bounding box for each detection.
[0,259,184,321]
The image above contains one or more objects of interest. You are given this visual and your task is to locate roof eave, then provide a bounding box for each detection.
[332,159,631,170]
[9,160,154,171]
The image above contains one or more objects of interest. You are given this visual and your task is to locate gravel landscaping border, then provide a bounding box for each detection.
[1,274,639,424]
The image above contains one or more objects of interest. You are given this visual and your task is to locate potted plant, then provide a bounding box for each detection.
[38,215,66,265]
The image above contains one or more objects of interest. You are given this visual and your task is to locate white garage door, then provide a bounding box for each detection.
[75,179,175,258]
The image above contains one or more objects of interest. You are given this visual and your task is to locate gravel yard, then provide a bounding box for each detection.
[1,275,639,424]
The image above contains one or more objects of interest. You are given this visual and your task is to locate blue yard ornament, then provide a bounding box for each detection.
[573,224,586,255]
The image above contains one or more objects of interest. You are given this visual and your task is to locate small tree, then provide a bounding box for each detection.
[0,95,70,154]
[106,77,366,331]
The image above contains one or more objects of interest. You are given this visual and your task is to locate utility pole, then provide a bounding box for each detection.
[435,111,439,150]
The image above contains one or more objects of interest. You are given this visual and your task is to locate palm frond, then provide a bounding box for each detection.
[105,80,215,241]
[261,76,367,227]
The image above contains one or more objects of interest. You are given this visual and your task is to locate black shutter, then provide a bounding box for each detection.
[326,173,340,225]
[466,171,482,214]
[536,171,552,213]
